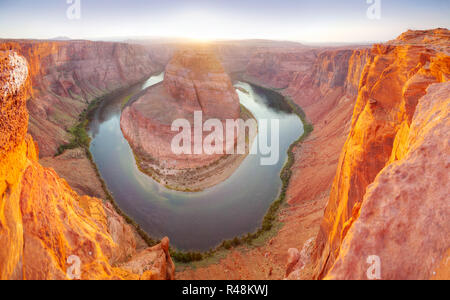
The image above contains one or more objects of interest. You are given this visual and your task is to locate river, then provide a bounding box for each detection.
[88,73,303,251]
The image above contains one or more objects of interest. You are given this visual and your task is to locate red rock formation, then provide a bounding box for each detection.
[325,82,449,279]
[309,28,450,279]
[164,49,240,119]
[245,47,317,89]
[179,45,371,280]
[181,29,449,280]
[0,40,172,157]
[121,49,241,171]
[0,50,174,280]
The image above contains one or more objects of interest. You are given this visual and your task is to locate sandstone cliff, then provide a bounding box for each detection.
[0,50,174,280]
[0,40,172,157]
[164,49,241,120]
[245,47,317,89]
[180,29,449,280]
[304,28,450,279]
[325,81,449,279]
[121,49,245,182]
[179,44,371,279]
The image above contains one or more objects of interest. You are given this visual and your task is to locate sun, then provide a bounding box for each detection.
[163,11,232,41]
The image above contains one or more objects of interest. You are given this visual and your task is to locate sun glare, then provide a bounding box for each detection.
[163,11,234,41]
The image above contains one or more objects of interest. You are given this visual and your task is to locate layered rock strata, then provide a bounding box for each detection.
[287,28,450,280]
[121,49,255,191]
[178,45,370,279]
[0,50,174,280]
[179,29,449,280]
[0,40,172,157]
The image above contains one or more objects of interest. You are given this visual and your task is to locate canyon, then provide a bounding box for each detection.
[120,49,254,191]
[0,40,173,157]
[0,28,448,280]
[0,50,174,279]
[0,40,173,198]
[179,29,450,279]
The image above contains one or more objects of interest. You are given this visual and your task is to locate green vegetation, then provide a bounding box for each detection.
[56,80,313,265]
[55,97,103,156]
[121,94,133,108]
[55,86,160,248]
[170,85,314,265]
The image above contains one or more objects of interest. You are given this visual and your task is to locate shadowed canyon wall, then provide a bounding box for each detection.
[0,50,175,280]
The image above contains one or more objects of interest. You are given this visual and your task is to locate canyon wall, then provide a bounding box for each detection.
[187,29,449,280]
[214,41,309,77]
[121,49,241,171]
[306,29,450,279]
[243,44,369,122]
[0,40,172,157]
[179,42,372,279]
[245,47,318,90]
[278,29,449,279]
[325,81,449,279]
[0,50,174,280]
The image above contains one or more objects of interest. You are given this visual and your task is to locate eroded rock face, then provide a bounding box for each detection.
[309,28,450,279]
[177,29,449,280]
[179,44,372,280]
[325,82,450,280]
[0,51,174,280]
[0,40,172,157]
[244,47,316,89]
[164,49,241,119]
[121,49,242,173]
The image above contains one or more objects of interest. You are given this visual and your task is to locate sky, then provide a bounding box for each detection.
[0,0,449,43]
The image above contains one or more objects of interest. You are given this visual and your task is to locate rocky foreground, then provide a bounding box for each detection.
[0,50,175,280]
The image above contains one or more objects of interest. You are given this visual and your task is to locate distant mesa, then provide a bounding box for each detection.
[50,36,72,41]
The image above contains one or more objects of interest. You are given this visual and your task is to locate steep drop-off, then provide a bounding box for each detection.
[0,40,172,157]
[0,50,174,280]
[179,29,449,280]
[325,81,449,279]
[298,28,450,280]
[179,45,370,279]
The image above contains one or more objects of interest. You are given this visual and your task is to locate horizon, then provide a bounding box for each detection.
[0,0,449,43]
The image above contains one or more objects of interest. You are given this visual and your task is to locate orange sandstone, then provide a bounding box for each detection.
[0,50,174,280]
[309,28,450,279]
